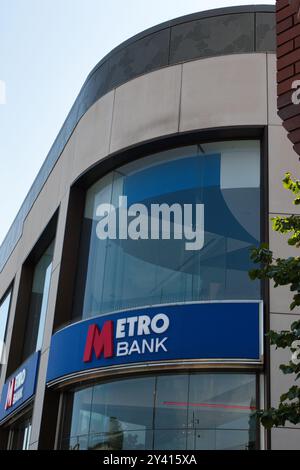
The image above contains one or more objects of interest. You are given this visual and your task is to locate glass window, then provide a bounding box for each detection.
[62,376,155,451]
[90,377,155,436]
[22,240,54,360]
[187,374,257,450]
[61,373,257,450]
[70,387,93,438]
[74,141,261,321]
[155,375,189,430]
[0,289,12,367]
[8,415,32,450]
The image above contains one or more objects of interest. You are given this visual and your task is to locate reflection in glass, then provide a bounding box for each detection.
[8,416,32,450]
[62,435,88,451]
[90,377,155,436]
[88,430,153,451]
[154,430,188,450]
[0,289,12,366]
[22,240,54,359]
[74,141,261,321]
[155,375,189,429]
[187,374,257,450]
[70,387,93,438]
[61,373,257,450]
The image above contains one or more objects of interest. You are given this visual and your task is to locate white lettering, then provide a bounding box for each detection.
[113,314,170,359]
[292,80,300,105]
[128,340,141,355]
[116,318,126,339]
[95,204,116,240]
[128,204,149,240]
[15,369,26,390]
[13,387,23,405]
[137,315,151,336]
[118,196,128,240]
[116,342,128,356]
[151,204,183,240]
[116,314,169,338]
[184,204,205,251]
[155,337,168,352]
[127,317,138,337]
[116,337,168,356]
[95,198,205,251]
[151,314,169,334]
[142,338,154,353]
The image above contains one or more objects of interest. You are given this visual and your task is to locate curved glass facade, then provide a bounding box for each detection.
[73,141,261,320]
[60,373,257,450]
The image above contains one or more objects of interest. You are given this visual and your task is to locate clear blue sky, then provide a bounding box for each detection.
[0,0,275,245]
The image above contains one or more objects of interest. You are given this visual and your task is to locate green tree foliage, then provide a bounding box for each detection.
[249,173,300,429]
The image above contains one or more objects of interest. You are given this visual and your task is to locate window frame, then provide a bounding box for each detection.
[58,370,261,451]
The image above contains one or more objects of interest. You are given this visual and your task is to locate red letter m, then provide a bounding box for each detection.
[5,378,15,410]
[83,321,114,363]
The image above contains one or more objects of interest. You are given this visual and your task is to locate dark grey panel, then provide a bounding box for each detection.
[108,28,170,90]
[0,6,276,273]
[77,60,110,121]
[170,13,255,64]
[256,12,276,52]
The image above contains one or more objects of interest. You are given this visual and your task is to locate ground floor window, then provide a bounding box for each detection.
[7,414,32,450]
[60,372,258,450]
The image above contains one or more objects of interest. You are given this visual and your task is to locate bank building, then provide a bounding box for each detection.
[0,4,299,450]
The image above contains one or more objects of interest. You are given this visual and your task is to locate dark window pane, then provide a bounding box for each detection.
[22,241,54,359]
[187,429,255,451]
[8,416,32,450]
[88,430,153,450]
[188,374,257,450]
[0,290,11,365]
[154,429,187,450]
[61,373,257,451]
[155,375,189,430]
[90,377,155,435]
[69,387,93,438]
[62,435,89,451]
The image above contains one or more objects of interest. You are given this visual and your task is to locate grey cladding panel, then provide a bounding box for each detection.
[170,14,255,64]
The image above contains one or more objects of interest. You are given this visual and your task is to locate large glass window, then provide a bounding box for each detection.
[22,240,54,360]
[0,289,12,367]
[60,373,258,450]
[7,414,32,450]
[74,141,261,320]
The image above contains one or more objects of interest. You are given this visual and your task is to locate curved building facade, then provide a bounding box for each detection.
[0,5,299,450]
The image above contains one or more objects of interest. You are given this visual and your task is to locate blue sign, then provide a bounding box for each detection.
[0,351,40,422]
[47,302,263,384]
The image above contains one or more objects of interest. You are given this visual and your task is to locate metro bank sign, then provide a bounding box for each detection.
[84,313,169,363]
[46,302,263,385]
[0,352,40,422]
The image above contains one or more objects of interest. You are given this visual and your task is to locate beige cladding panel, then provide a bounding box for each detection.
[268,125,300,215]
[180,53,268,132]
[271,428,300,450]
[270,314,300,409]
[0,244,21,300]
[110,65,182,154]
[269,220,299,314]
[72,91,114,181]
[270,303,300,450]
